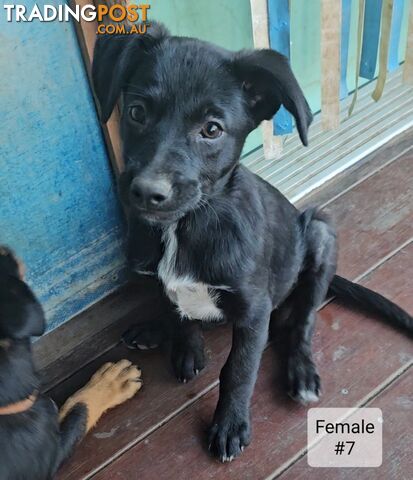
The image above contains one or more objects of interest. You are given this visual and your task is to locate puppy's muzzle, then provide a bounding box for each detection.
[130,176,173,210]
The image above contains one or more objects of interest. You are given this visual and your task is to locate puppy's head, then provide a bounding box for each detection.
[0,246,45,340]
[93,24,312,224]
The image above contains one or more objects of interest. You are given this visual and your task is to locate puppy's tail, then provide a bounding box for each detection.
[328,275,413,335]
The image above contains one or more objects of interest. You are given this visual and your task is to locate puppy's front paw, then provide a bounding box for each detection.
[288,355,321,404]
[89,359,143,409]
[122,321,165,350]
[208,410,251,462]
[171,337,205,383]
[59,359,142,432]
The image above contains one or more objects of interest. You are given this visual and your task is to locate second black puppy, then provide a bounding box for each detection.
[92,25,413,462]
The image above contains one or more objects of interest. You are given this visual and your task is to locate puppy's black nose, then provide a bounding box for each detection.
[131,177,172,208]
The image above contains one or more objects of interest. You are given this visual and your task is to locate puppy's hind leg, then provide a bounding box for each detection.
[286,210,337,404]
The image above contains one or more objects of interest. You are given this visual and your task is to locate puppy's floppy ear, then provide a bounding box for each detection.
[92,22,170,123]
[231,49,313,146]
[0,277,46,339]
[0,246,20,278]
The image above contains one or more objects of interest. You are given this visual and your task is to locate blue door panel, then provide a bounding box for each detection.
[0,4,126,330]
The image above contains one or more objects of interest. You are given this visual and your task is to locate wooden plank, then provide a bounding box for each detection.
[73,0,125,176]
[328,151,413,280]
[54,148,413,479]
[360,0,383,79]
[249,0,270,48]
[277,369,413,479]
[268,0,293,135]
[321,0,342,130]
[403,0,413,84]
[262,121,284,160]
[91,244,413,480]
[249,0,283,158]
[363,370,413,479]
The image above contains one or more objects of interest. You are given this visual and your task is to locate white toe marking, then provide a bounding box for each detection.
[298,389,320,403]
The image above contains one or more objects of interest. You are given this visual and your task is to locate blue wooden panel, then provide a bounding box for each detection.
[360,0,383,79]
[388,0,405,71]
[268,0,293,135]
[340,0,352,99]
[0,2,126,331]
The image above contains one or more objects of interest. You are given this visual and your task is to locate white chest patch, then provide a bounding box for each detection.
[157,224,226,321]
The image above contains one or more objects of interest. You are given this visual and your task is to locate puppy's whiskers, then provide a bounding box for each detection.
[200,195,222,236]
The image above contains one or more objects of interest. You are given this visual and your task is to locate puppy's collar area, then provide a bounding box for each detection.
[0,391,38,415]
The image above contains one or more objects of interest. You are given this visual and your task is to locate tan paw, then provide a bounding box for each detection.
[59,359,142,433]
[97,360,143,408]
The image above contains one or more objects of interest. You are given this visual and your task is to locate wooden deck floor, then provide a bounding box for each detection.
[40,132,413,480]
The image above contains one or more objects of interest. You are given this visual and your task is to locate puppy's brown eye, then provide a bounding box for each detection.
[129,105,146,124]
[200,121,223,139]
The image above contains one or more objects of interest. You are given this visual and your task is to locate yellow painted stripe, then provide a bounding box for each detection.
[349,0,366,117]
[372,0,394,101]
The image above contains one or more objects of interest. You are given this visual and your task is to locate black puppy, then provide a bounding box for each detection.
[92,24,413,462]
[0,247,142,479]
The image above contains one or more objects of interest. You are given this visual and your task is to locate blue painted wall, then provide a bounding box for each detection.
[0,2,126,330]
